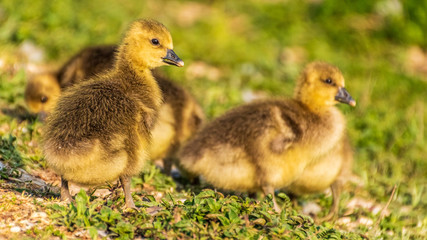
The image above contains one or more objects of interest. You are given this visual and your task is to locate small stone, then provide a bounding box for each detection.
[10,226,21,233]
[31,212,48,219]
[302,202,322,216]
[20,220,34,230]
[19,41,45,63]
[357,216,373,226]
[242,89,267,103]
[371,205,383,215]
[98,230,108,238]
[336,217,352,225]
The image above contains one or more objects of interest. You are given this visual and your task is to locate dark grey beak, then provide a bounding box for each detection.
[38,111,48,122]
[335,87,356,107]
[163,49,184,67]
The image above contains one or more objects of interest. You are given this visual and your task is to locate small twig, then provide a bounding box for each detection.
[374,184,397,228]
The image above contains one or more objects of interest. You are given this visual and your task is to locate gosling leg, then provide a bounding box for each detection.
[248,192,257,199]
[60,177,73,202]
[318,181,341,222]
[262,185,280,212]
[162,157,173,176]
[120,176,136,209]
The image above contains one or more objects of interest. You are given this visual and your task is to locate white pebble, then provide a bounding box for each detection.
[358,216,373,226]
[98,230,108,237]
[302,202,322,216]
[336,217,352,225]
[31,212,48,219]
[10,226,21,233]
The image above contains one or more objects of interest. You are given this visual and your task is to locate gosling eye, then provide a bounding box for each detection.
[324,78,333,85]
[40,96,48,103]
[151,38,160,46]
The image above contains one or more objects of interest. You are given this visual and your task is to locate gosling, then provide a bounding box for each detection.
[27,44,204,174]
[178,62,356,218]
[56,45,118,88]
[43,19,184,208]
[24,73,61,121]
[150,73,205,174]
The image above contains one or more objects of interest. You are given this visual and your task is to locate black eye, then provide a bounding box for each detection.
[40,96,48,103]
[324,78,333,84]
[151,38,160,45]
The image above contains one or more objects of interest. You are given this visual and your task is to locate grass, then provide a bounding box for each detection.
[0,0,426,239]
[47,188,363,239]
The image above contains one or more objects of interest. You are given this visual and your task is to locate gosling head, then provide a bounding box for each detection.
[24,73,61,121]
[294,62,356,111]
[120,19,184,69]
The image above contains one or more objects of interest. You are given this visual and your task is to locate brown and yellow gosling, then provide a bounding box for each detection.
[178,62,356,219]
[43,19,184,208]
[24,73,61,120]
[26,44,204,175]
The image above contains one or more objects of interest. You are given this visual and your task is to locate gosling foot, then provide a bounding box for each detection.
[120,175,136,209]
[316,181,341,222]
[262,185,281,212]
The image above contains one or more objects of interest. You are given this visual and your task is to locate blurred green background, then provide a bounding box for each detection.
[0,0,426,238]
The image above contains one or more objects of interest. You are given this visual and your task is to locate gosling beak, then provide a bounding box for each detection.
[163,49,184,67]
[38,111,48,122]
[335,87,356,107]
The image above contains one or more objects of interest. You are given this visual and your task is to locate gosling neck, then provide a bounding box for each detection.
[114,46,163,110]
[115,44,151,76]
[294,89,335,114]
